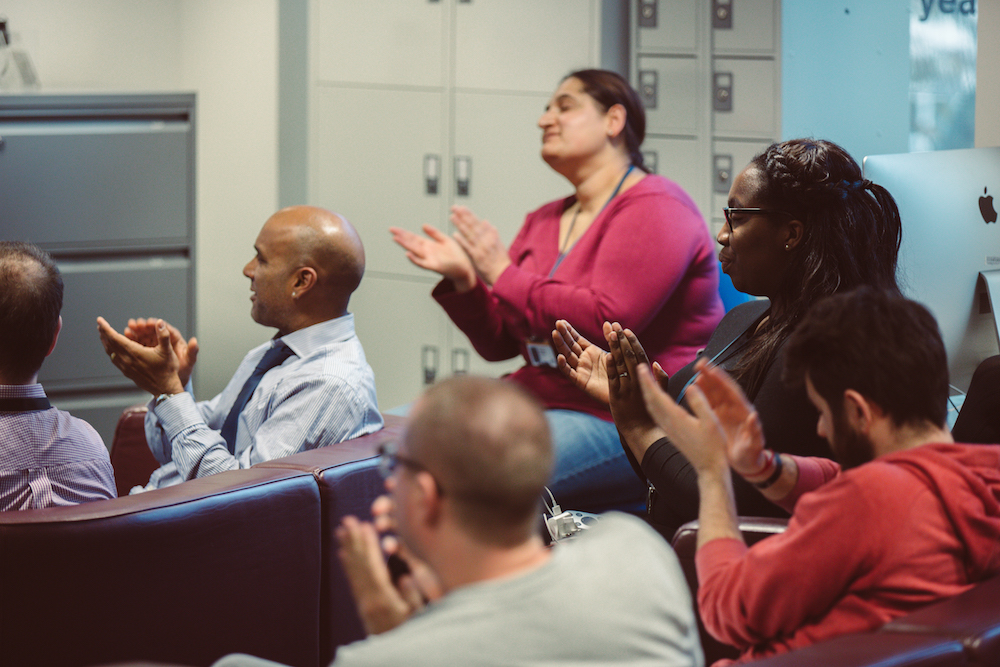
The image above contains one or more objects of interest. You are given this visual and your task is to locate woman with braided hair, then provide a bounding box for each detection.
[554,138,903,538]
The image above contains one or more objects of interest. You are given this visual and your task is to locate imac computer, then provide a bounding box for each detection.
[863,147,1000,395]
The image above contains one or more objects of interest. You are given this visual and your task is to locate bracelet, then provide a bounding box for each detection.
[753,453,784,489]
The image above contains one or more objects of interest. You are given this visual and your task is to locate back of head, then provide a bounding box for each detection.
[567,68,648,172]
[0,242,63,384]
[783,286,949,429]
[734,139,904,398]
[285,206,366,313]
[405,376,554,546]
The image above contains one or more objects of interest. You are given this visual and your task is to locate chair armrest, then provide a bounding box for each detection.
[109,403,160,496]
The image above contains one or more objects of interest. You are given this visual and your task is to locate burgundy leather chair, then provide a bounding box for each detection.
[255,415,407,665]
[0,468,323,667]
[672,517,788,665]
[109,404,159,496]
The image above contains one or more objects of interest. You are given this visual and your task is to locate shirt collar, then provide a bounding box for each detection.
[0,383,47,399]
[277,312,356,359]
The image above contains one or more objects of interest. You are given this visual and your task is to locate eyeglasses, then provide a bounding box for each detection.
[722,207,793,231]
[377,442,427,479]
[377,442,446,495]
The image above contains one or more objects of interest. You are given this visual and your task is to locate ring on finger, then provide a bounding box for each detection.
[110,352,117,362]
[619,372,629,378]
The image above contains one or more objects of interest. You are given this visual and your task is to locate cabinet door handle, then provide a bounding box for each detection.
[455,156,471,197]
[714,154,733,194]
[638,70,657,109]
[638,0,657,28]
[642,150,658,175]
[422,345,439,385]
[424,154,440,195]
[713,0,733,29]
[451,348,469,375]
[713,72,733,112]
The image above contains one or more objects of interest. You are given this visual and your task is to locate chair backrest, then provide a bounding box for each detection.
[109,404,159,496]
[255,414,407,664]
[0,468,324,667]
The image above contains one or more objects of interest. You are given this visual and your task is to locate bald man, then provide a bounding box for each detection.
[216,376,702,667]
[98,206,382,491]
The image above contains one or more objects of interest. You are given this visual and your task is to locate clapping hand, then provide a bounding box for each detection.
[390,224,478,292]
[552,319,613,405]
[124,317,199,388]
[336,493,442,636]
[450,205,511,286]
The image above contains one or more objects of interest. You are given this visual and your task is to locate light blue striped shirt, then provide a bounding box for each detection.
[1,383,116,509]
[139,313,382,490]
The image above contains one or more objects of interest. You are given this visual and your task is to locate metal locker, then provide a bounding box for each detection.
[637,55,704,136]
[712,58,779,138]
[635,0,701,54]
[712,0,777,55]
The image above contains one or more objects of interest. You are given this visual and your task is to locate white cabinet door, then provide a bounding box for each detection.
[310,86,448,277]
[351,275,450,411]
[313,0,447,88]
[635,0,702,54]
[453,0,598,93]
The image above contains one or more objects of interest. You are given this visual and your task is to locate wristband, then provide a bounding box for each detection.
[753,453,784,489]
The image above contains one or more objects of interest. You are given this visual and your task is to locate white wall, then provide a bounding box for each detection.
[2,0,280,398]
[0,0,182,90]
[782,0,911,162]
[178,0,280,397]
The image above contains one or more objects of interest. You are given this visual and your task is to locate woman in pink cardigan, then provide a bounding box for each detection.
[391,69,722,512]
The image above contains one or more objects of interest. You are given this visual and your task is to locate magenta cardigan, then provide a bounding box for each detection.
[434,174,724,420]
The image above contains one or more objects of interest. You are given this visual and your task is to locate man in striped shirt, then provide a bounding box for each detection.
[0,241,116,510]
[97,206,383,491]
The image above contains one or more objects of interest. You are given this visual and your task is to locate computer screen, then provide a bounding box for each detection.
[863,147,1000,393]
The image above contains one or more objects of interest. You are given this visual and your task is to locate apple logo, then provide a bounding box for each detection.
[980,187,998,224]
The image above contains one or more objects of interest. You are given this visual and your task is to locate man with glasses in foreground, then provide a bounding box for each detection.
[216,375,704,667]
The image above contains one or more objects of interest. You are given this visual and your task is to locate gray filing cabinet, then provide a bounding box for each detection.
[0,92,196,448]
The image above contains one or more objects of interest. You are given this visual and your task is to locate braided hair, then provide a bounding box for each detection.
[732,139,902,399]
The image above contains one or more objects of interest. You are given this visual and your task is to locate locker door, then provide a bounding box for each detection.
[711,0,777,55]
[312,0,447,87]
[634,0,701,54]
[310,86,448,277]
[637,55,704,137]
[350,275,450,411]
[710,139,773,236]
[642,136,711,226]
[453,0,598,93]
[712,58,779,139]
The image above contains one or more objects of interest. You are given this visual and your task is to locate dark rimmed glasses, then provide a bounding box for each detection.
[722,207,793,232]
[377,442,428,479]
[377,442,445,495]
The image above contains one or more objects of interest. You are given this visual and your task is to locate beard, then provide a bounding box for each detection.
[830,409,876,470]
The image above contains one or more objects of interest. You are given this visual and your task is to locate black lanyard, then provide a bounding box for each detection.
[0,396,52,412]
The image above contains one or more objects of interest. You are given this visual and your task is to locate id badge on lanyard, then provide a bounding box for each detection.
[525,338,558,368]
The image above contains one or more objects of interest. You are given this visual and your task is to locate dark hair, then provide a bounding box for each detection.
[566,69,648,172]
[734,139,903,398]
[783,287,949,429]
[0,241,64,383]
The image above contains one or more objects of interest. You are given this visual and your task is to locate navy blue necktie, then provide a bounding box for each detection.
[220,341,294,454]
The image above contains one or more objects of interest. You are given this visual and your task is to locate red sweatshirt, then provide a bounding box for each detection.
[696,442,1000,664]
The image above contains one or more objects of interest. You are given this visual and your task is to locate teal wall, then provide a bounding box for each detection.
[782,0,911,163]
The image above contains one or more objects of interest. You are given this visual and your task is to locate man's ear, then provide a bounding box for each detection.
[292,267,318,297]
[46,316,62,357]
[843,388,878,434]
[414,471,444,529]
